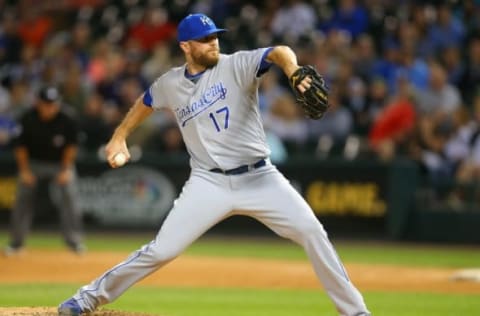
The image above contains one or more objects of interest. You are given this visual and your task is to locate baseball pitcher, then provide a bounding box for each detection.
[59,13,370,316]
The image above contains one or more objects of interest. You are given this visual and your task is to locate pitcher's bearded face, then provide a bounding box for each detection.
[192,48,219,67]
[189,34,220,68]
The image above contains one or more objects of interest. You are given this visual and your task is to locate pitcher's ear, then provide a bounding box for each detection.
[179,41,189,53]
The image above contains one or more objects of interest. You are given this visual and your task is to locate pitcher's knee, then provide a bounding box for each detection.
[282,216,326,242]
[148,242,183,263]
[297,219,325,238]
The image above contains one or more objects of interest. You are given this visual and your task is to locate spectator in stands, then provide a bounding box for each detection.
[368,76,416,161]
[263,92,309,153]
[141,42,175,82]
[16,5,52,50]
[319,0,368,39]
[0,11,23,65]
[257,0,282,39]
[116,51,150,96]
[356,77,389,136]
[78,92,112,153]
[145,121,187,155]
[0,115,18,150]
[265,128,289,164]
[347,76,369,133]
[190,0,239,27]
[93,46,128,110]
[118,77,159,147]
[0,84,18,150]
[426,3,466,53]
[127,7,176,53]
[309,86,353,152]
[372,41,402,94]
[455,0,480,36]
[442,106,471,172]
[460,35,480,106]
[258,68,286,115]
[451,95,480,183]
[395,45,430,92]
[413,62,464,183]
[331,56,369,135]
[59,62,91,116]
[270,0,317,44]
[86,39,115,85]
[9,44,43,90]
[4,86,85,256]
[440,45,465,88]
[417,118,458,184]
[68,21,92,71]
[351,34,378,83]
[320,29,353,82]
[0,78,33,150]
[415,62,462,117]
[5,78,32,119]
[408,3,436,59]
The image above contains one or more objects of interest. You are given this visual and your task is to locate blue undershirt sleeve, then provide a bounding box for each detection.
[257,47,274,77]
[142,89,153,107]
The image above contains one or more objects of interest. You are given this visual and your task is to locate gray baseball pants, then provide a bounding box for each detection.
[72,164,370,315]
[9,160,83,249]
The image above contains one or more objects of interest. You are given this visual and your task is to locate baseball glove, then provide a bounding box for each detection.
[289,65,329,120]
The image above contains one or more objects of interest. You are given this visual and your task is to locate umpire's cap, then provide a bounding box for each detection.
[177,13,226,42]
[38,85,61,103]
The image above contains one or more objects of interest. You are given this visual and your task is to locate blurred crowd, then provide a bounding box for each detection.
[0,0,480,186]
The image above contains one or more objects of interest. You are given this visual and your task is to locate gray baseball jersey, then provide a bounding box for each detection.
[66,48,370,316]
[148,48,270,170]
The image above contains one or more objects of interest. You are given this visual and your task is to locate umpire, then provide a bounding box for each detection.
[4,86,85,255]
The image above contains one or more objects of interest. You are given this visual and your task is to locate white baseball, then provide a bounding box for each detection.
[113,153,127,166]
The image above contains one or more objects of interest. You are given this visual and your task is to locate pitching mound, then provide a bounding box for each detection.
[0,307,158,315]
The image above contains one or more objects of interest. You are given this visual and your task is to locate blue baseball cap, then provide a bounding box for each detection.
[177,13,226,42]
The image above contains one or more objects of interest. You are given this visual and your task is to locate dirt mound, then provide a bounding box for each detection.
[0,307,157,315]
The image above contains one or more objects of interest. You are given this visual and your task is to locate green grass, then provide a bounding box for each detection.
[334,242,480,268]
[1,230,479,267]
[0,284,478,316]
[188,238,480,268]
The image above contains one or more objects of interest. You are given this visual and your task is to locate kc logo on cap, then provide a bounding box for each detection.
[177,13,226,42]
[199,15,212,26]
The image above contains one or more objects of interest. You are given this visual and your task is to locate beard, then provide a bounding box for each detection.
[192,49,219,68]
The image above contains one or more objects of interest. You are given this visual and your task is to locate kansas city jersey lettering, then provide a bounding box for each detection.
[175,82,227,127]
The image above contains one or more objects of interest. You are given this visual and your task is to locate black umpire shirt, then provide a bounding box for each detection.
[15,109,79,162]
